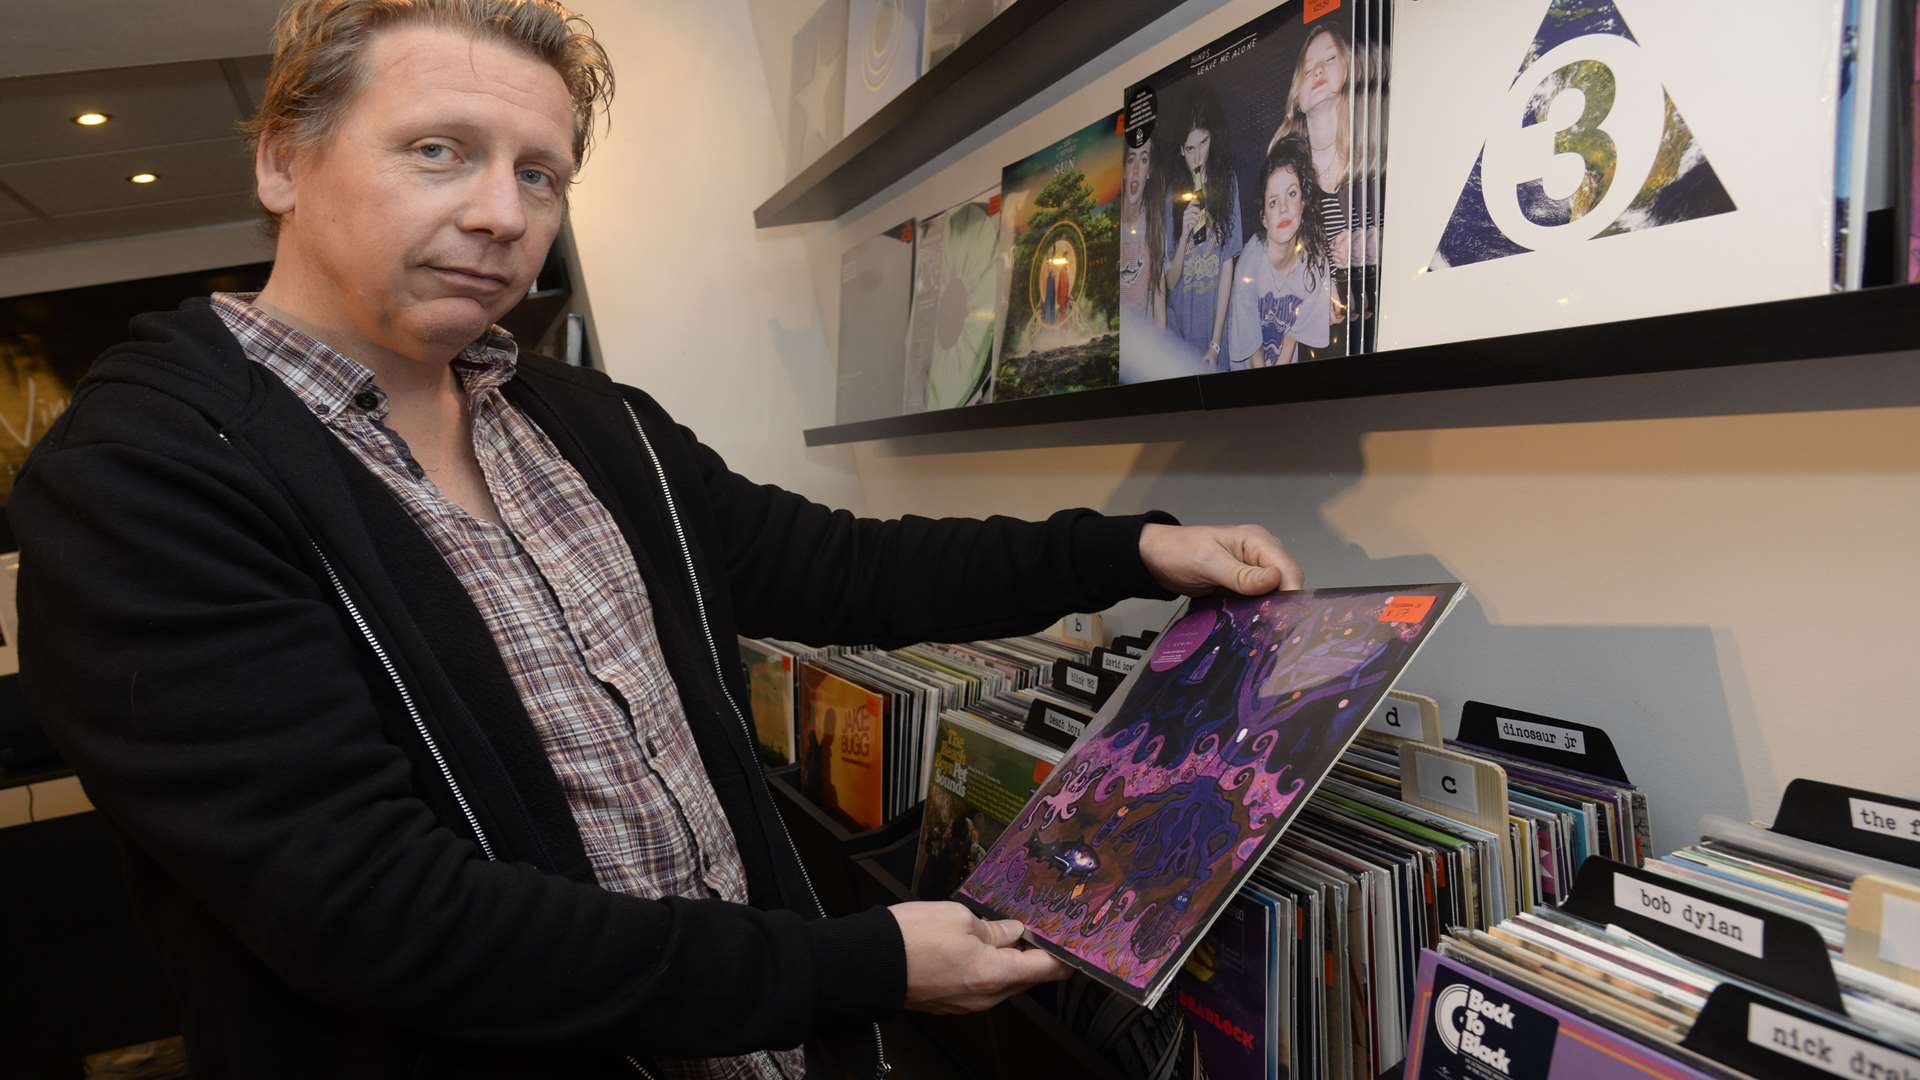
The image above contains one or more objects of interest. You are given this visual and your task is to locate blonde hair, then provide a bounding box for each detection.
[1271,24,1352,188]
[242,0,614,231]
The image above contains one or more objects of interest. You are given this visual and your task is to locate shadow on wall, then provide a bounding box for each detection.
[856,346,1920,846]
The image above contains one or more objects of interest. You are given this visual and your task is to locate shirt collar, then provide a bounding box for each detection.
[210,291,519,421]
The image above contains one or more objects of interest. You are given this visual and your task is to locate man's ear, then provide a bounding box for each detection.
[255,134,298,217]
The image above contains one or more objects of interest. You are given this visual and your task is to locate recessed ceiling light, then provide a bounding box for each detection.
[128,172,158,184]
[73,112,111,126]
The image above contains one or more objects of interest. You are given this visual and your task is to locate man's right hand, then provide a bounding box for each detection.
[889,901,1070,1014]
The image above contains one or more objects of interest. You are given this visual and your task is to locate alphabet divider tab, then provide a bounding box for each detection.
[1680,981,1920,1080]
[1360,689,1443,748]
[1049,658,1121,709]
[1399,742,1515,910]
[1772,779,1920,871]
[1454,700,1632,784]
[1844,875,1920,990]
[1560,858,1844,1012]
[1022,697,1089,752]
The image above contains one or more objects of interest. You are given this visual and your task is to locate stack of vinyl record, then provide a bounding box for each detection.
[1411,780,1920,1078]
[736,638,871,768]
[758,632,1089,832]
[1171,694,1652,1078]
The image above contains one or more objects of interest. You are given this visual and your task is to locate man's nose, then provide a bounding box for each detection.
[456,164,528,241]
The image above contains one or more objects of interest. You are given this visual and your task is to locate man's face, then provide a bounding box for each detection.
[266,25,575,360]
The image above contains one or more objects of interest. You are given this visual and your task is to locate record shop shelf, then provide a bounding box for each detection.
[801,282,1920,446]
[754,0,1170,228]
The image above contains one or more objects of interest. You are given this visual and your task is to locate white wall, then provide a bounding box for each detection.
[579,0,1920,849]
[563,0,861,510]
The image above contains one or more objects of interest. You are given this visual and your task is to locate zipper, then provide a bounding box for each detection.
[307,541,500,864]
[622,400,892,1079]
[215,436,661,1077]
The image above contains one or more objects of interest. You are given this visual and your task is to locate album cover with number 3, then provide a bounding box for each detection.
[1377,0,1852,351]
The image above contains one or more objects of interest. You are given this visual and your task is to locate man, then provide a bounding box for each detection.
[11,2,1302,1078]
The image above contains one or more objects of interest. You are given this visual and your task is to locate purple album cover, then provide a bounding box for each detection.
[1408,950,1721,1080]
[958,584,1463,1004]
[1175,888,1280,1080]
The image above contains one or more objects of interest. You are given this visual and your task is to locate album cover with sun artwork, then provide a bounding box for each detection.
[957,583,1465,1006]
[988,111,1124,403]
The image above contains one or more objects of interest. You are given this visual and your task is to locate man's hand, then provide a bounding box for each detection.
[891,901,1069,1015]
[1139,523,1304,597]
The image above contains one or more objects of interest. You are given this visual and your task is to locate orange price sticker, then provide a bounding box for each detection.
[1379,595,1437,624]
[1304,0,1340,22]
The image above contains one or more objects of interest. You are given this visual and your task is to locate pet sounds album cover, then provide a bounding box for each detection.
[958,584,1464,1005]
[1121,1,1361,382]
[1378,0,1847,351]
[912,709,1060,901]
[904,188,1002,412]
[989,111,1125,403]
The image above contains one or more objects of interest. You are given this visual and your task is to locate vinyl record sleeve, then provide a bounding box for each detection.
[739,638,797,765]
[844,0,926,133]
[797,661,890,831]
[989,111,1125,402]
[1174,885,1284,1080]
[904,188,1001,412]
[922,0,1016,71]
[958,583,1465,1006]
[1379,0,1846,351]
[1119,2,1360,382]
[1407,950,1725,1079]
[835,222,914,424]
[913,710,1060,900]
[787,0,849,177]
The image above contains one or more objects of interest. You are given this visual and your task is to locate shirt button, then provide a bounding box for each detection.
[353,389,379,411]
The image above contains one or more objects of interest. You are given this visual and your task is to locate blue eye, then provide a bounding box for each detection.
[418,143,448,160]
[519,168,550,187]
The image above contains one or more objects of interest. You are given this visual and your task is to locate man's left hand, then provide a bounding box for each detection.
[1139,523,1304,597]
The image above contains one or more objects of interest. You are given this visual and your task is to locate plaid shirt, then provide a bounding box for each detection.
[211,294,801,1080]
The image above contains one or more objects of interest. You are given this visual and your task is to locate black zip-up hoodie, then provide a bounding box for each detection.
[9,299,1174,1079]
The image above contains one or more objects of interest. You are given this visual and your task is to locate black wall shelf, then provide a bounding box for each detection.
[755,0,1171,228]
[803,283,1920,446]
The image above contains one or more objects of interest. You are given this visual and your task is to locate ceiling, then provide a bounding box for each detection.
[0,55,272,255]
[0,0,285,256]
[0,0,287,80]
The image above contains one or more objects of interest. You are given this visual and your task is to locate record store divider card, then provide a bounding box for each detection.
[959,584,1465,1006]
[1378,0,1848,351]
